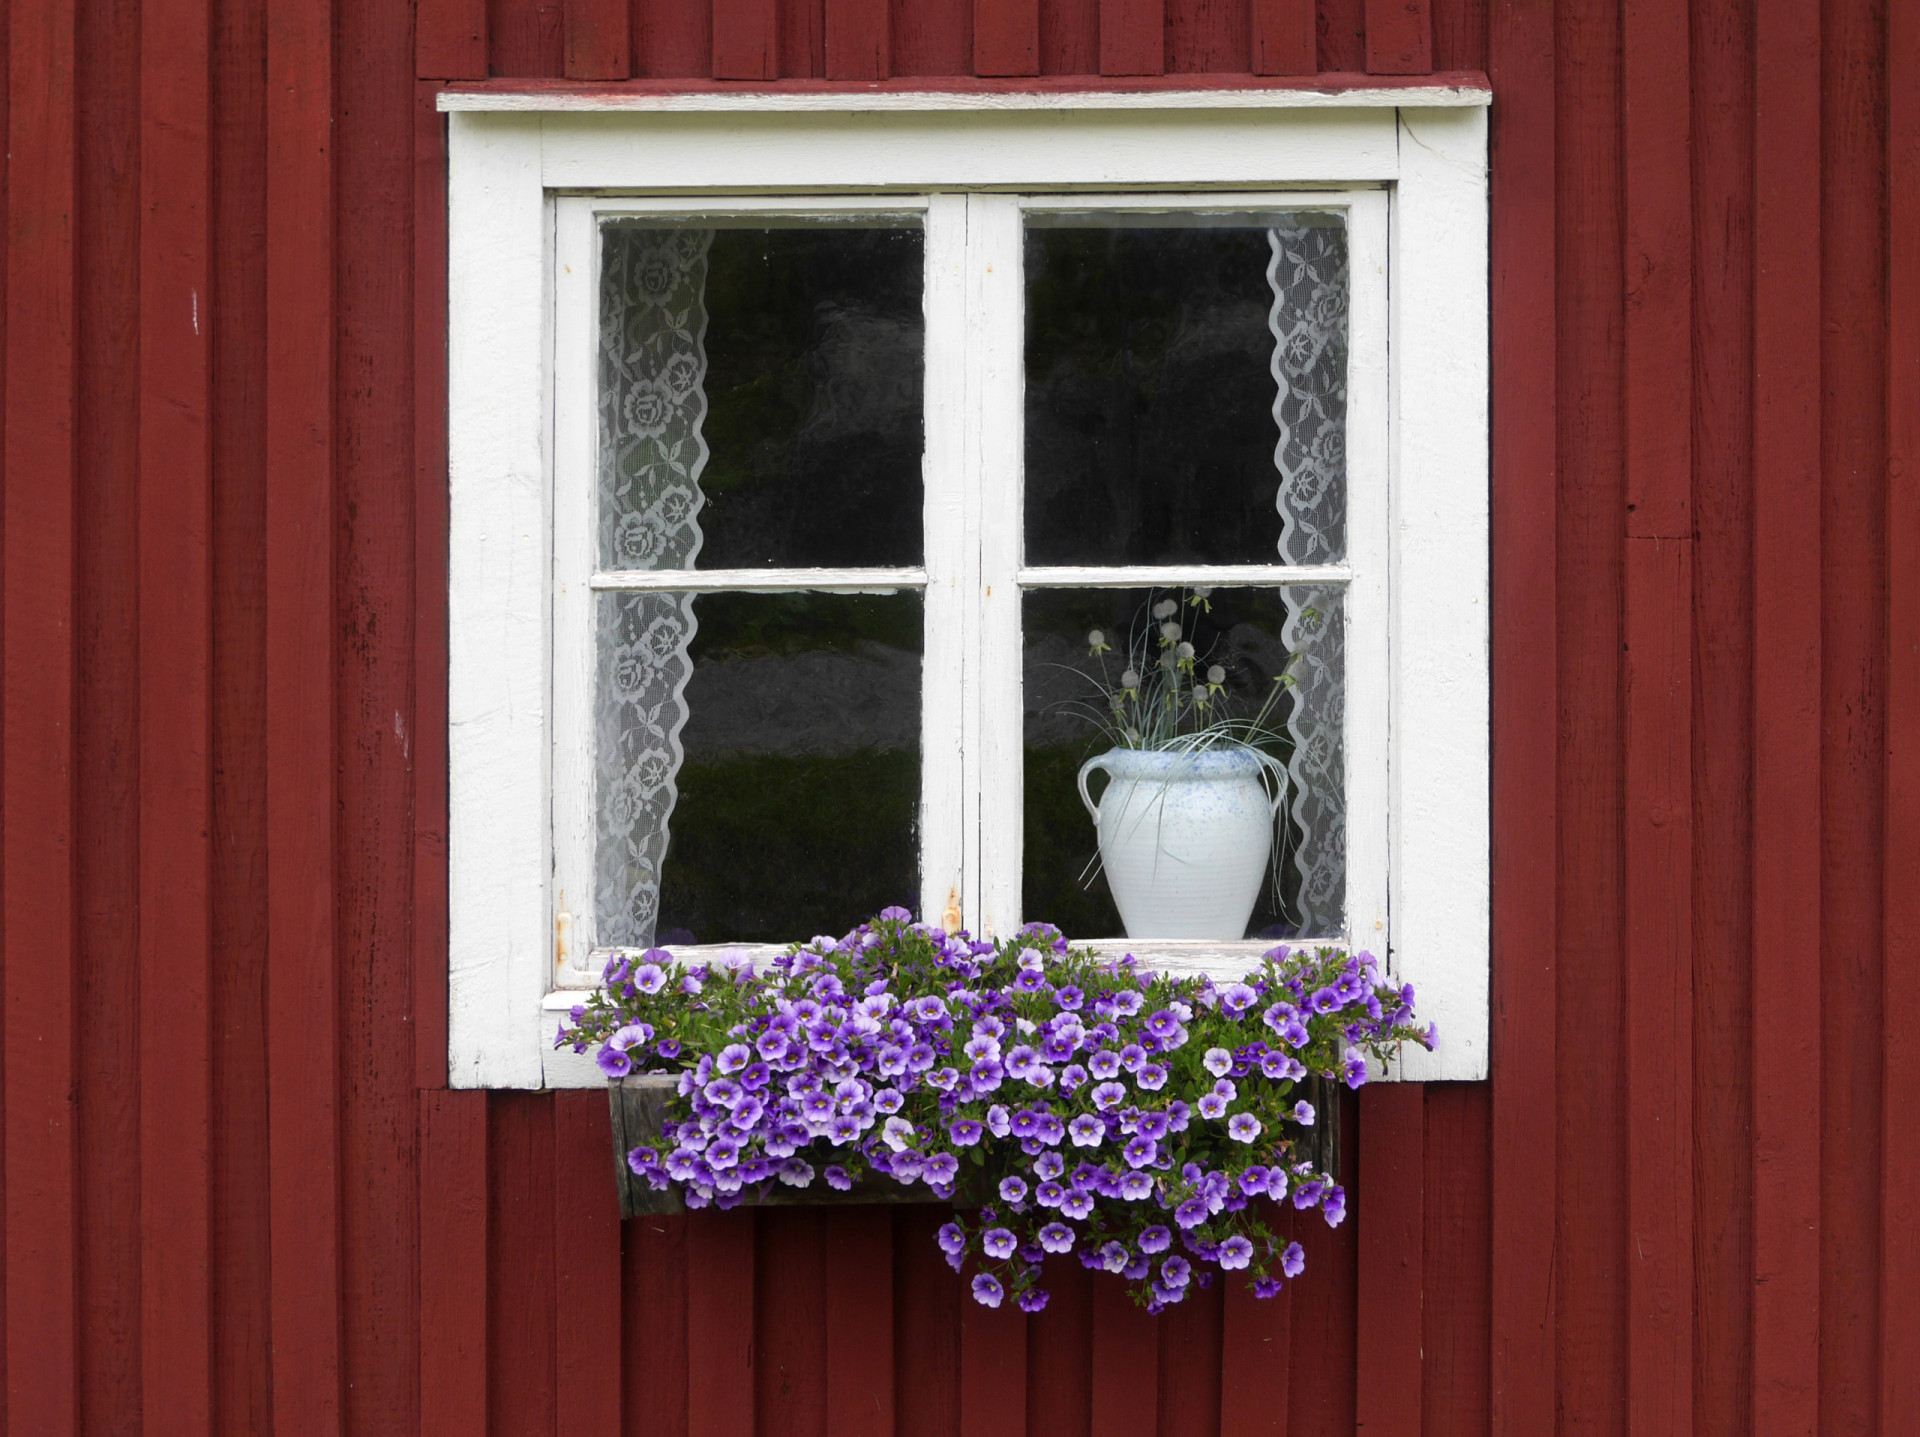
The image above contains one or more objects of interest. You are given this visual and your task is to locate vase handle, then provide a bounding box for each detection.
[1076,752,1116,824]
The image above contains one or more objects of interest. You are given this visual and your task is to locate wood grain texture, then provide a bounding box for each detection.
[1485,0,1555,1430]
[1219,1248,1289,1435]
[138,0,215,1423]
[417,0,489,78]
[555,1091,623,1435]
[1884,1,1920,1430]
[825,1209,896,1437]
[418,1091,487,1437]
[1089,1268,1157,1437]
[567,0,632,76]
[264,0,343,1429]
[1622,1,1694,1432]
[636,0,714,76]
[1363,0,1429,73]
[688,1208,756,1436]
[1422,1086,1491,1436]
[825,0,888,77]
[891,0,970,76]
[1750,0,1821,1431]
[1251,0,1314,75]
[1099,0,1164,74]
[1316,0,1364,73]
[1026,1257,1090,1437]
[959,1287,1027,1437]
[3,0,79,1428]
[712,0,778,78]
[1354,1084,1423,1434]
[973,0,1038,75]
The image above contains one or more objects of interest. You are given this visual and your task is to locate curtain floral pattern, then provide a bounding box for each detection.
[1267,222,1349,937]
[595,227,714,947]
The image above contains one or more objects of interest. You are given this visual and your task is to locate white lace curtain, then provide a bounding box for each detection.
[594,227,713,948]
[1267,221,1349,938]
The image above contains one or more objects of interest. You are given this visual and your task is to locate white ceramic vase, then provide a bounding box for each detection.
[1076,746,1285,941]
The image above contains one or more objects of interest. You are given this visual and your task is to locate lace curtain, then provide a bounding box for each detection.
[594,227,714,948]
[1267,222,1350,937]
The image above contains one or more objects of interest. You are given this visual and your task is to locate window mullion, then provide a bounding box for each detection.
[966,193,1027,940]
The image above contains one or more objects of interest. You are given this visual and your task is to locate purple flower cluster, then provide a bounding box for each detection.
[558,910,1431,1312]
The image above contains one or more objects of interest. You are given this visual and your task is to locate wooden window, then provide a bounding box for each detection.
[443,90,1490,1088]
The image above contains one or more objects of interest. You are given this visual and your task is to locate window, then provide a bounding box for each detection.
[444,91,1490,1088]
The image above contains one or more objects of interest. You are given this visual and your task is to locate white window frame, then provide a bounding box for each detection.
[443,89,1491,1089]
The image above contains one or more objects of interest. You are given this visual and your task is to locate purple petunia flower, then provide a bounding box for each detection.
[1203,1047,1233,1077]
[1197,1092,1228,1120]
[986,1105,1012,1137]
[1034,1150,1065,1180]
[705,1137,740,1170]
[971,1274,1004,1308]
[1009,1108,1040,1139]
[1292,1178,1325,1209]
[1228,1113,1262,1143]
[1119,1171,1154,1200]
[1099,1241,1129,1273]
[1054,985,1084,1010]
[982,1227,1018,1259]
[948,1117,984,1147]
[777,1158,815,1188]
[716,1043,751,1073]
[1038,1222,1075,1253]
[1034,1112,1066,1145]
[1343,1047,1369,1088]
[1293,1100,1316,1126]
[1016,1288,1050,1313]
[1253,1277,1283,1299]
[1058,1064,1088,1092]
[1123,1135,1157,1169]
[597,1046,633,1077]
[1160,1256,1192,1289]
[1145,1009,1180,1040]
[829,1114,861,1145]
[999,1176,1029,1204]
[1090,1082,1127,1112]
[1060,1188,1095,1220]
[1322,1186,1347,1226]
[1126,1063,1163,1093]
[1281,1242,1306,1278]
[938,1222,968,1256]
[1174,1196,1210,1229]
[1088,1049,1121,1079]
[1218,1235,1255,1270]
[1239,1165,1271,1196]
[1310,985,1339,1014]
[1220,983,1258,1015]
[1035,1180,1066,1208]
[1138,1225,1172,1254]
[1067,1114,1105,1148]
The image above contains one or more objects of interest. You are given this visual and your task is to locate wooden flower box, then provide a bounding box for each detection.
[606,1072,1343,1220]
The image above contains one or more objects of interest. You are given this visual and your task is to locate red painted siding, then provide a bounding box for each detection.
[2,1,1915,1432]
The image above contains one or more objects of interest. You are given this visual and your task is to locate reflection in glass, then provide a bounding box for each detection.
[595,590,922,947]
[1023,213,1348,568]
[598,221,925,572]
[1021,586,1345,941]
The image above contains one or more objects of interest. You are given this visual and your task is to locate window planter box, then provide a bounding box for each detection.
[606,1071,1342,1220]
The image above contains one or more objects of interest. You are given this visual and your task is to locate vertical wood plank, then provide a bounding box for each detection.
[1353,1084,1422,1434]
[566,0,632,77]
[1039,0,1097,73]
[265,0,343,1429]
[1156,1281,1222,1437]
[1363,0,1429,73]
[1026,1257,1090,1437]
[1751,0,1821,1433]
[1219,1249,1290,1436]
[417,0,489,78]
[3,0,78,1427]
[624,1213,691,1437]
[1486,0,1556,1430]
[1099,0,1163,74]
[1251,0,1314,75]
[1088,1274,1155,1437]
[890,0,970,76]
[414,81,452,1091]
[825,0,889,78]
[139,0,215,1425]
[825,1209,895,1437]
[636,0,713,76]
[555,1091,623,1436]
[687,1208,756,1437]
[1622,0,1694,1431]
[1623,535,1694,1437]
[1316,0,1365,72]
[894,1207,962,1437]
[973,0,1038,75]
[419,1091,488,1437]
[959,1292,1027,1437]
[1422,1088,1492,1436]
[1883,0,1920,1429]
[712,0,778,78]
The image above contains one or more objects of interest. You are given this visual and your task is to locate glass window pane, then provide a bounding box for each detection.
[1023,211,1348,567]
[598,220,925,572]
[596,590,922,947]
[1021,585,1345,941]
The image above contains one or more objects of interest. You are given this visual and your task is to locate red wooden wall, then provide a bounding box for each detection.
[1,0,1914,1431]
